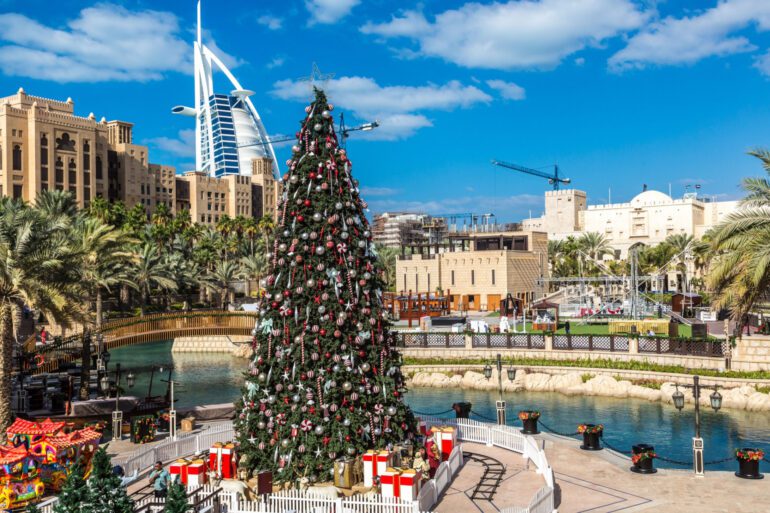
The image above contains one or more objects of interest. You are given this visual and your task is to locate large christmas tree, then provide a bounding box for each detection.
[234,88,416,484]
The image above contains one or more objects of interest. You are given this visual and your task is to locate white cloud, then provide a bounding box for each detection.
[609,0,770,70]
[306,0,360,25]
[267,56,286,69]
[754,49,770,76]
[257,14,283,30]
[0,5,190,82]
[361,0,649,70]
[368,193,543,218]
[146,129,195,158]
[271,76,491,139]
[359,187,400,197]
[486,79,526,100]
[0,4,241,83]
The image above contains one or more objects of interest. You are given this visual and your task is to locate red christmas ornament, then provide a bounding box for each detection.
[304,199,311,207]
[345,435,351,442]
[297,215,305,222]
[309,172,316,179]
[283,290,291,297]
[319,329,327,336]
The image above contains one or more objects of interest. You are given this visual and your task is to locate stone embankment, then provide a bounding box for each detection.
[172,336,252,354]
[407,370,770,412]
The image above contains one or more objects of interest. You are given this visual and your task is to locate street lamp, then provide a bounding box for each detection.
[102,363,135,442]
[483,353,511,425]
[161,378,182,441]
[671,375,722,475]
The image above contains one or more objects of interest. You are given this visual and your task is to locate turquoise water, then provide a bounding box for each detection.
[110,341,770,471]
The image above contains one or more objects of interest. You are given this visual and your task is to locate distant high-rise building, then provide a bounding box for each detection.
[172,1,278,179]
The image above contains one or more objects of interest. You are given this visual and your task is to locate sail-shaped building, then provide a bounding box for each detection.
[173,1,279,179]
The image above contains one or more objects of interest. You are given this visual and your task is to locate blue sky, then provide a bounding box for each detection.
[1,0,770,222]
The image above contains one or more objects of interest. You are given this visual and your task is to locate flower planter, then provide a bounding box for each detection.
[735,448,764,480]
[630,444,656,474]
[518,411,540,435]
[578,424,603,451]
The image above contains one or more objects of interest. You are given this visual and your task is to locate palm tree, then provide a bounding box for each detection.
[663,233,694,291]
[375,244,397,292]
[240,253,267,297]
[131,243,177,315]
[34,189,79,223]
[0,199,85,429]
[205,260,242,309]
[577,232,614,271]
[708,149,770,321]
[258,215,275,255]
[74,217,136,327]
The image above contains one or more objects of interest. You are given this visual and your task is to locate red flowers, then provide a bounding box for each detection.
[735,449,765,461]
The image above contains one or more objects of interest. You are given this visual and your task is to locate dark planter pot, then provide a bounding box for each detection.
[580,425,603,451]
[630,443,657,475]
[736,453,764,480]
[520,413,540,434]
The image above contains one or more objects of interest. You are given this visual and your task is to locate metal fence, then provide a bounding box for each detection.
[470,333,546,349]
[552,334,629,352]
[396,332,465,348]
[637,336,725,357]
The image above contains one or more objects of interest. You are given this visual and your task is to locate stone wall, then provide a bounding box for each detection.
[405,368,770,412]
[732,335,770,371]
[172,335,251,353]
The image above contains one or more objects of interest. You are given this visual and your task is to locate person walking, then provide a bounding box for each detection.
[565,320,571,335]
[149,461,170,499]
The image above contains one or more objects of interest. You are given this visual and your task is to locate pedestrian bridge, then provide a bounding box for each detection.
[23,311,257,374]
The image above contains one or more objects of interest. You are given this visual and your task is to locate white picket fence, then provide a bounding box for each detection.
[418,417,555,513]
[111,421,236,476]
[39,417,554,513]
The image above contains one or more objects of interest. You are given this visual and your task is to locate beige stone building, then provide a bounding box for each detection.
[0,88,280,224]
[396,230,547,311]
[522,188,739,258]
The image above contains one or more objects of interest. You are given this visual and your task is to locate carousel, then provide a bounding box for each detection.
[0,418,101,508]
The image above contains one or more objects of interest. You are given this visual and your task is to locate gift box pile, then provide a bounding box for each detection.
[380,467,422,501]
[363,449,393,488]
[209,442,237,479]
[430,426,457,461]
[169,458,208,486]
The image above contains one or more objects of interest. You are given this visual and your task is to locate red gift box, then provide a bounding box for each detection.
[432,427,457,461]
[363,450,377,487]
[169,459,189,485]
[186,460,207,486]
[380,468,401,498]
[398,469,422,501]
[375,450,392,476]
[209,443,237,479]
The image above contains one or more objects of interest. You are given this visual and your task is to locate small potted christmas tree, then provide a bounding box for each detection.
[578,423,603,451]
[518,411,540,434]
[735,448,764,479]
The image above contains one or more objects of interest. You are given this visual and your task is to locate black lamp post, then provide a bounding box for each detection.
[483,353,514,425]
[101,363,136,442]
[672,375,722,475]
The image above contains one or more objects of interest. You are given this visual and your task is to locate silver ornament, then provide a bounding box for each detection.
[342,381,352,391]
[335,202,343,210]
[316,246,325,255]
[314,425,324,435]
[387,406,397,416]
[314,123,323,131]
[313,212,322,222]
[361,362,371,372]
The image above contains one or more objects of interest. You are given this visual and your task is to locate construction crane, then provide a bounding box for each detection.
[237,113,378,149]
[491,160,571,190]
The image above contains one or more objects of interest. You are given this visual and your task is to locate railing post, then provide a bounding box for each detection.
[588,335,593,351]
[629,336,638,354]
[544,334,553,352]
[445,334,450,347]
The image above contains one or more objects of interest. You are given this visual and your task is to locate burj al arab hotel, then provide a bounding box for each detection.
[172,1,279,179]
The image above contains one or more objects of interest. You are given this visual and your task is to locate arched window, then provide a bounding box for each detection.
[68,158,77,184]
[55,133,75,151]
[82,140,90,153]
[55,157,64,183]
[95,156,102,180]
[40,134,48,147]
[83,140,90,171]
[12,145,21,171]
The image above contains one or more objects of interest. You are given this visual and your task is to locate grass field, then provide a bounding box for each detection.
[485,321,693,338]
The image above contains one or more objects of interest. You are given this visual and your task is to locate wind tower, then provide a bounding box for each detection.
[172,1,279,178]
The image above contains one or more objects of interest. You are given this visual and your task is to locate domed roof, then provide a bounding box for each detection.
[630,190,672,206]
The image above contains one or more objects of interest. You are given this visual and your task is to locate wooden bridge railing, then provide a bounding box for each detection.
[22,311,258,374]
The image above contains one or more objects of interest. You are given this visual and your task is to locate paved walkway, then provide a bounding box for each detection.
[436,437,768,513]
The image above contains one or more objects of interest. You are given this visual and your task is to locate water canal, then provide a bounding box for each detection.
[110,341,770,471]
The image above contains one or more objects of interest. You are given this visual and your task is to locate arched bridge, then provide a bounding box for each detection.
[22,311,257,374]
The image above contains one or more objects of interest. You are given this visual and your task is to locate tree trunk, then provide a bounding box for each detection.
[140,290,147,317]
[11,302,22,348]
[120,284,130,311]
[198,286,205,305]
[244,278,251,299]
[0,304,16,431]
[79,332,91,401]
[96,288,103,329]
